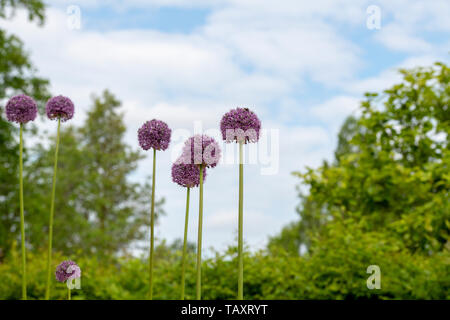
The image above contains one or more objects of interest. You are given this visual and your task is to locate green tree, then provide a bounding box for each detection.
[0,0,48,101]
[27,90,164,257]
[266,63,449,299]
[0,0,45,22]
[268,221,302,256]
[334,115,360,163]
[79,90,164,256]
[0,0,49,260]
[0,110,19,260]
[25,127,89,253]
[273,62,449,255]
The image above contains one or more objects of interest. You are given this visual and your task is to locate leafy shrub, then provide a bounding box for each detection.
[0,235,447,300]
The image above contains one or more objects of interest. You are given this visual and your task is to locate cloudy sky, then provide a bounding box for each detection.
[2,0,449,255]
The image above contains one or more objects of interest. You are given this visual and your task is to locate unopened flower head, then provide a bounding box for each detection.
[55,260,81,283]
[220,107,261,143]
[181,135,221,168]
[171,158,207,188]
[45,95,75,122]
[138,119,171,151]
[5,94,37,124]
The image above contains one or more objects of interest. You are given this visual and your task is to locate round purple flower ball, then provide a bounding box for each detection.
[5,94,37,124]
[46,95,74,122]
[55,260,81,283]
[181,135,221,168]
[138,119,171,151]
[171,158,207,188]
[220,107,261,143]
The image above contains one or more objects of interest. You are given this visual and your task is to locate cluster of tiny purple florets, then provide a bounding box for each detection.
[46,95,75,122]
[138,119,171,151]
[171,159,207,188]
[55,260,81,283]
[181,135,221,168]
[5,94,37,124]
[220,107,261,143]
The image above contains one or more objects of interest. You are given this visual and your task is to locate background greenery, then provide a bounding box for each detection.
[0,1,448,300]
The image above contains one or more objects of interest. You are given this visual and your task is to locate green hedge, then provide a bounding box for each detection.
[1,227,447,300]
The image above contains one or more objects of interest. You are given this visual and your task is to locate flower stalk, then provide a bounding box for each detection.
[149,148,156,300]
[238,141,244,300]
[19,123,27,300]
[180,187,190,300]
[45,117,61,300]
[138,119,171,300]
[220,107,261,300]
[6,94,39,301]
[196,164,204,300]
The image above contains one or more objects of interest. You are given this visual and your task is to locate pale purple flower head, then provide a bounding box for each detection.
[171,158,207,188]
[46,95,74,122]
[5,94,37,124]
[55,260,81,283]
[220,107,261,143]
[180,135,221,168]
[138,119,171,151]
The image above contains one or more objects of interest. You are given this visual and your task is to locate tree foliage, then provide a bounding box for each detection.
[0,0,49,260]
[1,237,448,300]
[0,0,45,23]
[0,0,49,101]
[24,90,164,257]
[266,63,450,299]
[0,108,19,260]
[273,63,449,259]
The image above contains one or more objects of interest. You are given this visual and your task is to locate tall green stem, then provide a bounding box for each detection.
[149,148,156,299]
[68,287,71,300]
[180,187,190,300]
[45,118,61,300]
[196,165,204,300]
[238,141,244,300]
[19,124,27,300]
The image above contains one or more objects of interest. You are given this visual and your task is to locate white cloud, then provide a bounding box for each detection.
[204,3,362,86]
[373,0,450,54]
[341,53,446,98]
[310,96,361,134]
[375,24,432,53]
[46,0,226,10]
[378,0,450,32]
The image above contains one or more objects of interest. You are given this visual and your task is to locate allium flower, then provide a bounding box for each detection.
[44,95,75,299]
[8,93,38,299]
[138,119,171,299]
[183,135,221,300]
[181,135,221,168]
[5,94,37,124]
[55,260,81,283]
[220,107,261,143]
[172,159,207,188]
[45,95,75,122]
[138,119,171,151]
[173,158,207,299]
[220,107,261,300]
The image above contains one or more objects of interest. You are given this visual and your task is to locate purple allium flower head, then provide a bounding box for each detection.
[45,95,75,122]
[180,135,221,168]
[220,107,261,143]
[171,158,207,188]
[5,94,37,124]
[138,119,171,151]
[55,260,81,283]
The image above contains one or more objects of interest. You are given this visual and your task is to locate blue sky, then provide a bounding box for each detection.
[2,0,449,255]
[84,7,210,32]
